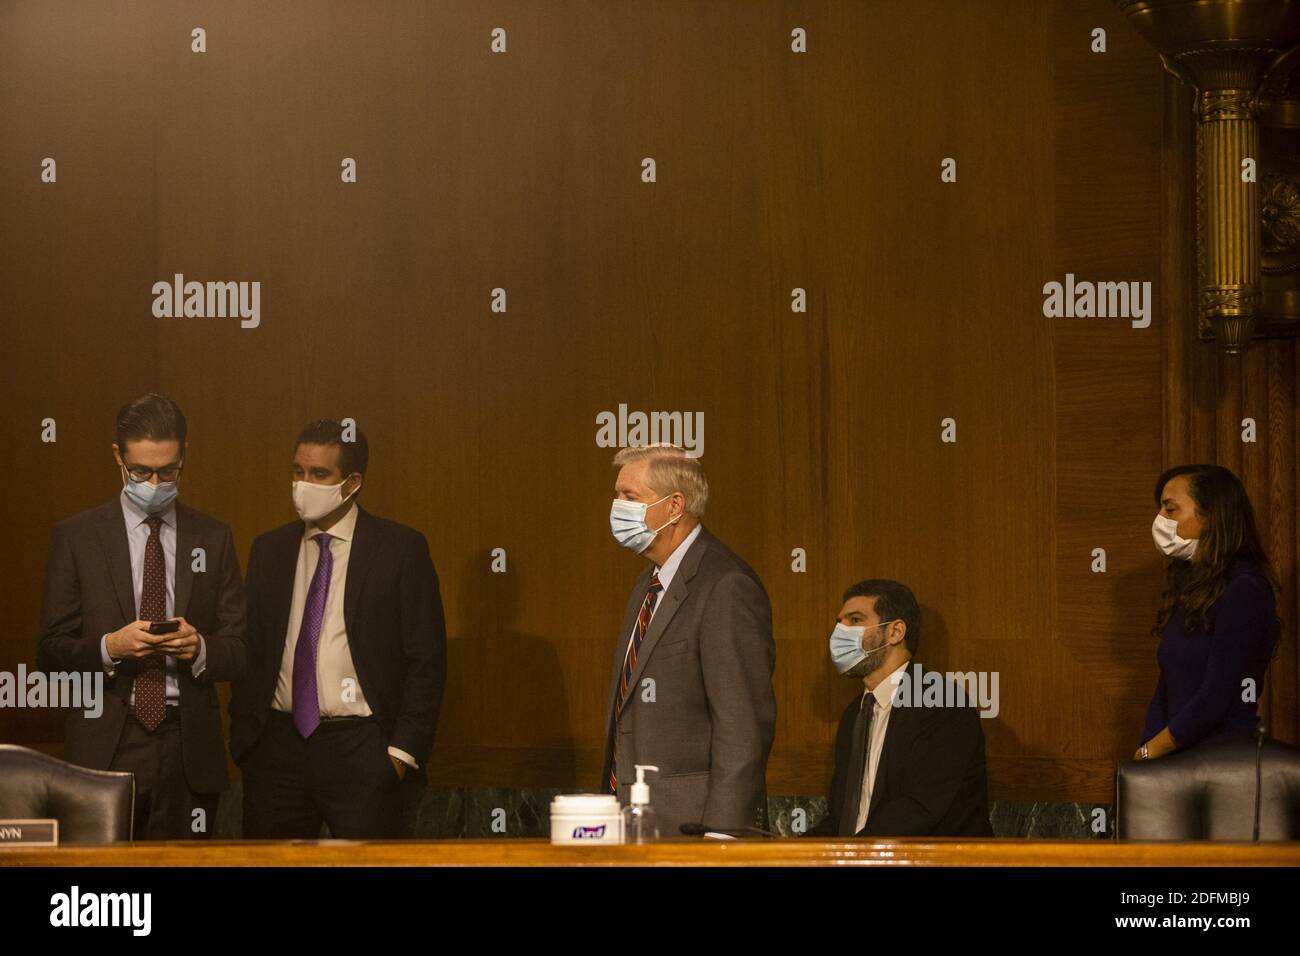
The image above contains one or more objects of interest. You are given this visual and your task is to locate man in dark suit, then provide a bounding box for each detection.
[819,579,992,837]
[601,444,776,836]
[229,420,447,839]
[37,393,246,839]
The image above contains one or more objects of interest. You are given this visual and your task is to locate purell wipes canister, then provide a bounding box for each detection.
[549,794,623,845]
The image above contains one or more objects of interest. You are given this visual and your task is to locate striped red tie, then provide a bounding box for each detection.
[608,573,663,793]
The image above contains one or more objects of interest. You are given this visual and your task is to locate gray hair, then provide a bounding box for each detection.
[612,443,709,516]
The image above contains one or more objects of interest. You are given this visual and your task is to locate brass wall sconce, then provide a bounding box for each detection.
[1115,0,1300,352]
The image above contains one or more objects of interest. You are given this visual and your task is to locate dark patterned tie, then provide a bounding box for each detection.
[133,515,167,731]
[839,692,877,836]
[291,533,334,738]
[607,573,663,793]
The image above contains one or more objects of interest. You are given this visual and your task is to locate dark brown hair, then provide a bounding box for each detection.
[115,393,187,454]
[295,419,368,477]
[1151,464,1277,636]
[842,579,921,655]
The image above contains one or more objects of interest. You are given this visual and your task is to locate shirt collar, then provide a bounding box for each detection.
[654,522,703,592]
[304,501,358,543]
[119,486,176,529]
[863,659,909,710]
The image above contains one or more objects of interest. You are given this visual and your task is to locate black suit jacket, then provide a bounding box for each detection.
[228,506,447,775]
[37,498,247,794]
[821,661,993,837]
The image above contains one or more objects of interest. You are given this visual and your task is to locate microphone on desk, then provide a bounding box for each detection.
[1253,719,1268,842]
[679,822,778,839]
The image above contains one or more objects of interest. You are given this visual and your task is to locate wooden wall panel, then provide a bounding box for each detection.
[1043,1,1167,800]
[2,0,1251,806]
[0,1,162,750]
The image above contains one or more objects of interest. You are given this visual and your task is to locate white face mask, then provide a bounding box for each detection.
[610,494,679,554]
[1152,513,1197,560]
[293,478,357,523]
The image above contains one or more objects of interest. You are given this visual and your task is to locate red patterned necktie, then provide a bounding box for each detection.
[133,514,167,731]
[608,573,663,793]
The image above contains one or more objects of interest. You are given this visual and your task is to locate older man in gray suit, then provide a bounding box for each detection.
[600,444,776,835]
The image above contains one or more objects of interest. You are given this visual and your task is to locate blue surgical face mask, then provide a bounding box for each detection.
[610,494,679,553]
[123,472,178,515]
[829,620,899,675]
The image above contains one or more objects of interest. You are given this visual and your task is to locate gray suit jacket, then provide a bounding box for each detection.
[600,525,776,835]
[37,498,247,794]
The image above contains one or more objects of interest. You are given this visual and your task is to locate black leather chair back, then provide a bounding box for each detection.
[1117,736,1300,840]
[0,744,134,843]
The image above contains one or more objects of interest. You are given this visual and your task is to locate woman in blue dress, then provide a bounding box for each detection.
[1136,464,1280,760]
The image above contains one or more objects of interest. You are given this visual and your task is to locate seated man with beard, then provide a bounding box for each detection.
[815,578,992,838]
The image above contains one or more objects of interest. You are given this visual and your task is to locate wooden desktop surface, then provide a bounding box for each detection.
[4,838,1300,867]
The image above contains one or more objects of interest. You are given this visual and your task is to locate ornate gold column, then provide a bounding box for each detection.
[1114,0,1300,352]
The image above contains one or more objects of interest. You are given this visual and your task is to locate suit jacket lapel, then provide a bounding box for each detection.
[866,704,901,822]
[620,527,711,707]
[94,500,137,698]
[343,507,377,647]
[173,504,199,619]
[603,564,653,742]
[268,521,306,667]
[866,663,920,823]
[96,500,136,624]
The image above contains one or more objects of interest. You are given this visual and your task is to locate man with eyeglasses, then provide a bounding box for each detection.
[37,393,247,839]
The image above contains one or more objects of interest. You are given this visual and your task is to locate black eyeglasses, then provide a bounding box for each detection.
[122,461,184,482]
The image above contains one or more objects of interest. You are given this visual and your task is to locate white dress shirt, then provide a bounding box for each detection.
[271,502,416,768]
[855,660,909,834]
[99,489,208,703]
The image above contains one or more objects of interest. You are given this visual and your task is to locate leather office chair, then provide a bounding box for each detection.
[1116,735,1300,840]
[0,744,134,843]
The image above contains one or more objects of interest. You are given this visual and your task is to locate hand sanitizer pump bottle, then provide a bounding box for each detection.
[622,764,660,844]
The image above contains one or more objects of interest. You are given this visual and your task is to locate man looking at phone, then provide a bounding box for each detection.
[37,394,247,839]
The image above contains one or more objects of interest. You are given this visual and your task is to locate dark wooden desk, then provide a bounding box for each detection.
[4,838,1300,867]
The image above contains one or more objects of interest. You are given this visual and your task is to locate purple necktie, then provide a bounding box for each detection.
[291,532,334,738]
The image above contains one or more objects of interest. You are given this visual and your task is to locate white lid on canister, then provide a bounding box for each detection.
[551,794,620,813]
